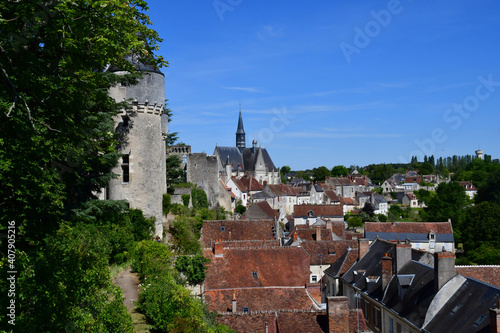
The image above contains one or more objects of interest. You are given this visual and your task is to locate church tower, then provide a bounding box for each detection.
[106,55,167,238]
[236,108,246,153]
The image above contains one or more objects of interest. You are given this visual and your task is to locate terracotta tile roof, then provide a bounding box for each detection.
[459,181,477,191]
[324,190,341,202]
[297,240,358,265]
[405,176,421,184]
[293,204,344,218]
[240,175,264,192]
[217,309,368,333]
[204,287,315,313]
[352,176,368,186]
[201,220,276,248]
[317,182,335,190]
[292,186,309,195]
[266,183,296,196]
[289,225,334,242]
[455,266,500,288]
[231,177,248,192]
[217,313,277,333]
[365,222,453,235]
[220,179,236,198]
[221,240,280,248]
[204,247,310,289]
[406,192,417,200]
[340,197,358,205]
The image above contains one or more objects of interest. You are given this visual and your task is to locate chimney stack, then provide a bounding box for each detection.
[327,296,349,333]
[232,293,237,313]
[382,253,393,291]
[396,243,412,273]
[316,226,321,241]
[358,238,370,260]
[434,251,455,291]
[214,239,223,257]
[293,232,298,242]
[490,300,500,333]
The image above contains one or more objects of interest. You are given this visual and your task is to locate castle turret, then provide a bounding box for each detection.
[236,109,246,153]
[107,55,167,238]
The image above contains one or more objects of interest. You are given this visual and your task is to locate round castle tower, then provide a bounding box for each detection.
[107,56,167,238]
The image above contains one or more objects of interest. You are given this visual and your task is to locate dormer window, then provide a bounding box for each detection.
[308,210,314,217]
[221,226,225,232]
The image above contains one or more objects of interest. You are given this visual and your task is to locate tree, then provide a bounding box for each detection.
[175,255,210,285]
[235,204,246,214]
[331,165,349,177]
[191,187,208,209]
[425,182,469,236]
[280,165,291,183]
[166,154,185,191]
[460,202,500,263]
[312,166,331,182]
[476,169,500,205]
[0,0,166,244]
[347,216,363,229]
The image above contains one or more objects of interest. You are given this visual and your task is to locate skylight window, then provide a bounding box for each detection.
[242,307,249,313]
[473,315,486,326]
[450,303,462,315]
[251,271,258,278]
[221,226,225,232]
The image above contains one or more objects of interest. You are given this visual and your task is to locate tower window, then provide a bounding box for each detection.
[122,155,130,183]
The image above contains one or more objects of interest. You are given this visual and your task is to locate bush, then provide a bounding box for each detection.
[163,193,172,215]
[181,194,190,207]
[191,187,208,209]
[175,255,210,285]
[378,214,388,222]
[347,216,363,229]
[235,204,246,214]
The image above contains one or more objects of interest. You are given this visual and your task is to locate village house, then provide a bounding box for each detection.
[226,176,249,207]
[459,181,478,199]
[402,192,419,207]
[242,201,279,221]
[291,204,344,230]
[340,238,500,333]
[364,221,455,253]
[262,183,297,215]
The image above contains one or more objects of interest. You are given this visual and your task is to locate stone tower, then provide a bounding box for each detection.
[475,149,484,160]
[236,109,246,152]
[107,55,167,238]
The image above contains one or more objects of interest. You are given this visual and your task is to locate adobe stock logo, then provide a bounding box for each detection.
[257,107,294,146]
[398,74,500,163]
[339,0,411,64]
[213,0,243,22]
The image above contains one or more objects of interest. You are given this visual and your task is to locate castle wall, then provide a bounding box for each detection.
[107,71,166,237]
[187,153,219,209]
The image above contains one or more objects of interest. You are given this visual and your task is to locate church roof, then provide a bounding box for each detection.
[215,146,278,173]
[236,110,245,135]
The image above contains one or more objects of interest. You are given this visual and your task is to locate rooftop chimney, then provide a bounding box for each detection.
[316,226,321,241]
[490,300,500,333]
[232,293,237,313]
[214,239,223,257]
[396,243,412,273]
[293,232,298,242]
[358,239,370,260]
[434,251,455,291]
[382,253,393,291]
[327,296,349,333]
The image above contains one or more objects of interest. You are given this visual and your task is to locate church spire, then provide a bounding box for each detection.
[236,106,246,152]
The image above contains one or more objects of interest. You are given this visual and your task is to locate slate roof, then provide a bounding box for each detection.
[293,204,344,218]
[324,246,359,277]
[201,220,276,248]
[455,266,500,288]
[204,246,310,289]
[215,146,278,173]
[252,191,272,200]
[423,278,500,333]
[364,222,454,243]
[204,287,315,313]
[243,201,279,220]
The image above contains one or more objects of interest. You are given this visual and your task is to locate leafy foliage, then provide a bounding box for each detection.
[169,215,202,255]
[182,194,191,207]
[163,193,172,215]
[331,165,349,177]
[235,204,246,214]
[175,255,211,285]
[425,182,468,226]
[192,187,209,209]
[312,166,331,182]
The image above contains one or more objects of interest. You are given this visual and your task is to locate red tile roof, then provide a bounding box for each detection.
[266,183,296,196]
[289,225,335,242]
[221,240,280,248]
[297,240,358,265]
[405,176,421,184]
[240,175,264,192]
[277,312,325,333]
[204,247,310,290]
[365,221,453,234]
[324,190,341,202]
[455,266,500,288]
[340,197,358,205]
[293,204,344,218]
[204,287,315,313]
[231,177,248,192]
[459,181,477,191]
[217,313,277,333]
[220,179,236,198]
[406,192,418,200]
[201,220,276,248]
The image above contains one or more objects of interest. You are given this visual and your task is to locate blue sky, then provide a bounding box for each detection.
[146,0,500,170]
